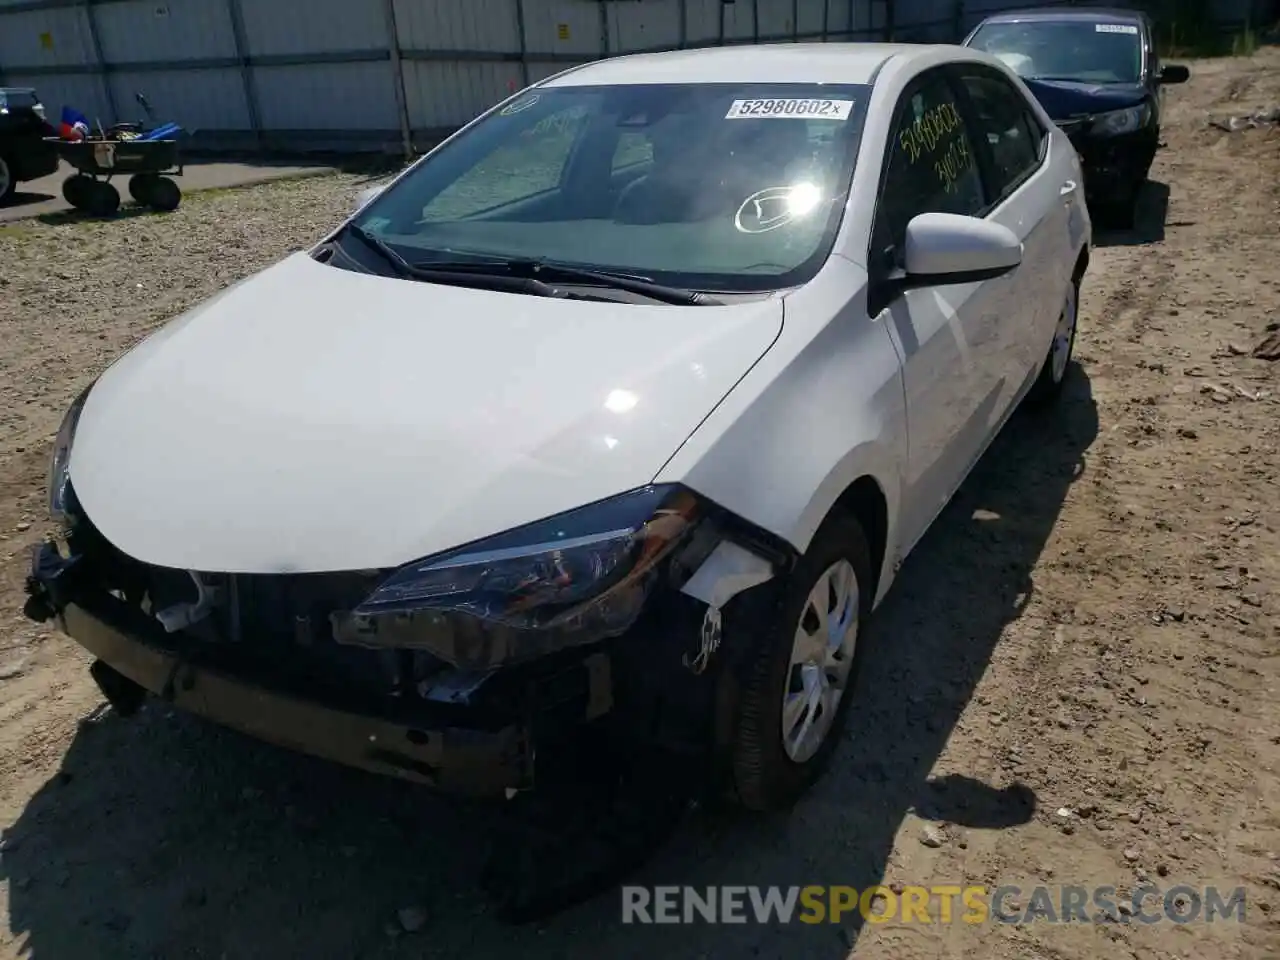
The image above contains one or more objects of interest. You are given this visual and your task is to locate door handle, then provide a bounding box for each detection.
[1060,179,1077,196]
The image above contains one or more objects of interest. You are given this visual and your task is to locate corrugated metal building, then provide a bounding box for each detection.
[0,0,1272,154]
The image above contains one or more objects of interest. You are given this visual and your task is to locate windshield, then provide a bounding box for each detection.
[351,82,869,293]
[967,20,1143,85]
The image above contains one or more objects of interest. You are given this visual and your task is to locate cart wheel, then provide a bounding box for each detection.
[146,177,181,212]
[62,174,93,209]
[128,174,159,206]
[84,181,121,217]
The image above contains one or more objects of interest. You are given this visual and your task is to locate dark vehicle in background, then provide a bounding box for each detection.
[964,7,1189,227]
[0,87,58,204]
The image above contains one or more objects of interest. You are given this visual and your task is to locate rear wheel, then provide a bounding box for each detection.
[128,173,158,206]
[731,510,872,812]
[1026,278,1079,407]
[0,155,14,204]
[145,176,181,212]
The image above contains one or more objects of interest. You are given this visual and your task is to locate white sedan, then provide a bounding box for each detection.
[28,43,1089,816]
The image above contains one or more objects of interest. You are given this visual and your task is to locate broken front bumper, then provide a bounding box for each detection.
[24,542,614,797]
[1067,129,1158,204]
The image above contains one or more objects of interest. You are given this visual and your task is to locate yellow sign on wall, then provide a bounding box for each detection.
[39,31,54,50]
[557,23,570,40]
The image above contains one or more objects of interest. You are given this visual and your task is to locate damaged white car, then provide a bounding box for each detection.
[27,41,1089,911]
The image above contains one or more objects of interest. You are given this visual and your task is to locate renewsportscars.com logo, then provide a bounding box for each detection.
[621,885,1247,925]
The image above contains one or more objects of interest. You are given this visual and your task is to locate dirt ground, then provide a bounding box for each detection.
[2,49,1280,960]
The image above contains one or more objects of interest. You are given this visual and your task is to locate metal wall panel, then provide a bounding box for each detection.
[721,1,756,43]
[393,0,520,53]
[5,71,111,122]
[756,0,797,41]
[108,68,250,129]
[609,0,681,53]
[94,0,238,63]
[521,0,603,56]
[795,0,827,38]
[253,61,399,129]
[0,7,97,69]
[402,59,522,129]
[240,0,390,55]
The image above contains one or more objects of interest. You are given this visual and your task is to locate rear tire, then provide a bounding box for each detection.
[1026,278,1079,407]
[128,173,158,206]
[730,510,872,812]
[0,155,15,204]
[146,176,181,212]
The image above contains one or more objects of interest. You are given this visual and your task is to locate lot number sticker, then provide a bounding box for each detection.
[725,98,854,120]
[1096,23,1138,33]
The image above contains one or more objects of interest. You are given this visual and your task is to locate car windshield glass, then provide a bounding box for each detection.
[351,82,869,293]
[967,20,1142,85]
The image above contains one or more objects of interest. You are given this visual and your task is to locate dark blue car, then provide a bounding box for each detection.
[963,7,1189,227]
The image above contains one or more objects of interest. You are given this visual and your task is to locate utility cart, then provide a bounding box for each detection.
[49,133,183,216]
[46,94,184,216]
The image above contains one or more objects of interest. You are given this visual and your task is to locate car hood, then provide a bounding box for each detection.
[70,252,783,573]
[1022,78,1147,119]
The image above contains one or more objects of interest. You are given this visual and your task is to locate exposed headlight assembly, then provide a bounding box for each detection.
[48,382,94,523]
[1093,103,1150,137]
[332,485,703,669]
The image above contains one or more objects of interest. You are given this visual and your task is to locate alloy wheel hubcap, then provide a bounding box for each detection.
[781,558,859,764]
[0,158,11,199]
[1051,285,1077,383]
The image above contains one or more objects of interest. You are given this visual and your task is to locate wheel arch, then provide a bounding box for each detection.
[831,474,890,602]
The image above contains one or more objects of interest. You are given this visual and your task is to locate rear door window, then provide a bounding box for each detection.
[954,67,1045,204]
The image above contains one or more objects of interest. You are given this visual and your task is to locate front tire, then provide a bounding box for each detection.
[731,510,872,812]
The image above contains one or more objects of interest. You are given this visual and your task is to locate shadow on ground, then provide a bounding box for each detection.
[0,191,56,211]
[1091,179,1170,248]
[0,369,1098,959]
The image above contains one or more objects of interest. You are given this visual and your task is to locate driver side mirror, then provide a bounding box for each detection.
[352,183,385,213]
[1158,63,1190,84]
[868,213,1020,316]
[901,212,1022,286]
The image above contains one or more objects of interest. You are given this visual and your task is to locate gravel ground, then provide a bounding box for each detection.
[2,51,1280,960]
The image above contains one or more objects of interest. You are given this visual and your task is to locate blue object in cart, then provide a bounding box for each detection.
[135,122,182,141]
[60,105,89,128]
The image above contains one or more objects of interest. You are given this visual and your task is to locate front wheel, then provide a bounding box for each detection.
[730,510,872,812]
[83,180,120,217]
[1026,278,1079,407]
[62,174,93,209]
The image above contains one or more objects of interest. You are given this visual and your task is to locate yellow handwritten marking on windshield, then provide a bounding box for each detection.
[898,102,962,164]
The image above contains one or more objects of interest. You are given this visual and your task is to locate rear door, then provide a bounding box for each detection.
[951,63,1068,406]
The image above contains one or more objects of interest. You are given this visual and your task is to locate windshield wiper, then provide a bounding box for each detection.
[340,224,575,299]
[406,256,721,306]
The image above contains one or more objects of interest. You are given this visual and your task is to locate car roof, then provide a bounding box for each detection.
[538,42,941,87]
[976,7,1149,27]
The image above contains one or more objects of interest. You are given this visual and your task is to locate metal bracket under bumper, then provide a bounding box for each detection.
[58,603,531,797]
